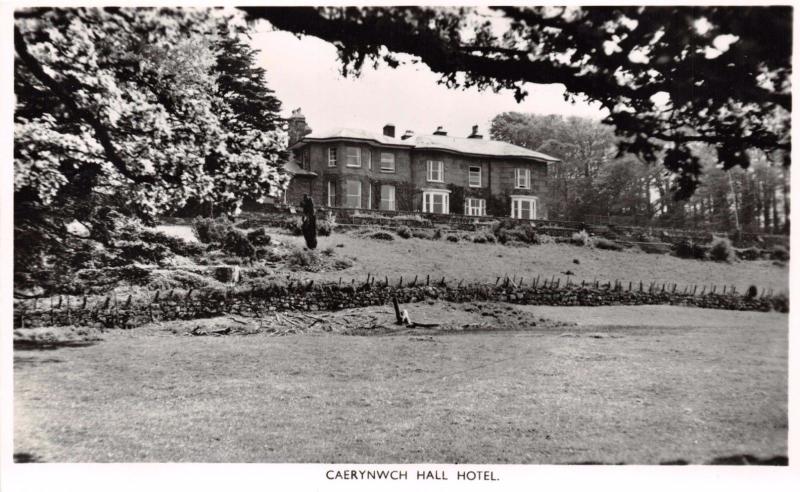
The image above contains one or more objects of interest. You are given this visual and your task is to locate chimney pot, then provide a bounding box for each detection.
[383,124,396,138]
[401,130,415,140]
[433,126,448,136]
[468,124,483,139]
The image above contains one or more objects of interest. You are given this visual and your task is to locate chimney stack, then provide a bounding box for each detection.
[287,108,312,146]
[383,124,396,138]
[433,126,447,136]
[467,124,483,139]
[401,130,415,140]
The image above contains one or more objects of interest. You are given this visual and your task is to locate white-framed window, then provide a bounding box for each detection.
[345,179,361,208]
[465,197,486,216]
[511,196,537,220]
[345,146,361,167]
[364,148,372,170]
[422,189,450,214]
[367,184,372,209]
[514,168,531,189]
[427,160,444,182]
[327,180,336,207]
[468,166,482,187]
[380,184,396,211]
[328,147,337,167]
[380,152,395,172]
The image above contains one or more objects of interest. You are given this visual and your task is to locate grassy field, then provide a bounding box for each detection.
[267,229,788,293]
[14,304,787,463]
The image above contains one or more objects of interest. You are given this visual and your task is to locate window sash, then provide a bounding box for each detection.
[345,180,361,209]
[468,166,482,187]
[427,161,443,182]
[328,148,337,167]
[380,185,396,211]
[515,168,530,189]
[327,181,336,207]
[380,152,395,172]
[345,147,361,167]
[423,191,449,214]
[465,198,486,216]
[511,197,536,219]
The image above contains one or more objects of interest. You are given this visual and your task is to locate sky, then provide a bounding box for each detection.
[251,20,607,139]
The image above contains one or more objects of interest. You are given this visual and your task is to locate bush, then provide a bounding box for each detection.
[432,228,443,240]
[396,226,412,239]
[446,234,459,243]
[535,234,555,245]
[736,247,764,261]
[594,238,623,251]
[321,247,335,256]
[117,240,173,264]
[286,248,319,270]
[769,245,790,262]
[192,217,234,244]
[246,227,271,247]
[317,218,334,236]
[369,231,395,241]
[333,258,353,270]
[281,216,303,236]
[707,236,735,262]
[492,219,538,244]
[471,231,496,243]
[222,229,256,258]
[571,230,592,246]
[412,229,435,240]
[674,239,708,260]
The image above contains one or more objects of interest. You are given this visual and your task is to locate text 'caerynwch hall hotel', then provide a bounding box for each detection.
[283,109,560,220]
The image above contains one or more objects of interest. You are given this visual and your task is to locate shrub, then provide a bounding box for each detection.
[321,247,335,256]
[535,234,555,245]
[192,217,233,244]
[769,245,790,262]
[432,228,443,240]
[770,291,789,313]
[492,219,538,244]
[673,239,708,260]
[333,258,353,270]
[222,229,256,258]
[396,226,412,239]
[246,227,271,247]
[281,216,303,236]
[286,248,319,270]
[594,238,623,251]
[317,218,334,236]
[412,229,434,240]
[570,230,592,246]
[707,236,735,262]
[472,232,488,243]
[736,247,764,261]
[446,234,459,243]
[369,231,395,241]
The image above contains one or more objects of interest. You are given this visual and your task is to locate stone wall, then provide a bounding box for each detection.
[14,277,785,329]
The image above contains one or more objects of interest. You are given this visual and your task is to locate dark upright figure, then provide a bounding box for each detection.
[300,194,317,249]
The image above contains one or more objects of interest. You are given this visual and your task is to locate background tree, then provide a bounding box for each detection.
[244,6,791,199]
[14,8,289,292]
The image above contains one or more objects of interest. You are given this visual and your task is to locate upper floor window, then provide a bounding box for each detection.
[468,166,481,187]
[328,147,337,167]
[301,149,310,170]
[427,160,444,182]
[345,146,361,167]
[364,148,372,170]
[380,152,395,172]
[514,168,531,189]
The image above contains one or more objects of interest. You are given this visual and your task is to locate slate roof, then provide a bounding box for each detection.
[293,127,560,163]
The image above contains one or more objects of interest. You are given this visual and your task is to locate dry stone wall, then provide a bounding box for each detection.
[14,277,785,329]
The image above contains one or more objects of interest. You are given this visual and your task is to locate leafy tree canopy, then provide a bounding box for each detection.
[15,7,289,291]
[244,6,791,198]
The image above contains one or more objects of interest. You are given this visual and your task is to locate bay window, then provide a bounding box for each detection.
[380,184,396,211]
[422,189,450,214]
[511,196,538,220]
[345,179,362,208]
[465,197,486,216]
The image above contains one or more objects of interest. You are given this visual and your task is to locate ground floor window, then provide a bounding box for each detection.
[465,197,486,216]
[511,196,537,220]
[345,179,361,208]
[327,181,336,207]
[380,184,396,211]
[423,189,450,214]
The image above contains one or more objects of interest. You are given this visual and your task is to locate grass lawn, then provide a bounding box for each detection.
[14,304,787,463]
[268,229,788,294]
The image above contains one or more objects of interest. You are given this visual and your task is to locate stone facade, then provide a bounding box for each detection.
[284,116,558,219]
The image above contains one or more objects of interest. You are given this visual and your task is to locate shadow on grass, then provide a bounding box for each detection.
[14,340,100,351]
[14,355,65,367]
[14,452,44,463]
[569,454,787,466]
